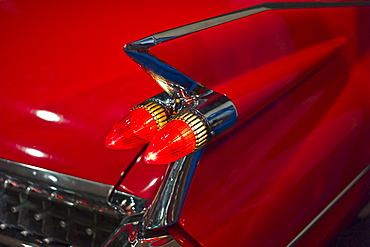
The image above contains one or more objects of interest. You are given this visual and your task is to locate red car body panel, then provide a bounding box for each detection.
[1,0,370,246]
[150,5,370,246]
[0,0,249,186]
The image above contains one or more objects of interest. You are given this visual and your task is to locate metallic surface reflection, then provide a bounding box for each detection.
[144,149,204,229]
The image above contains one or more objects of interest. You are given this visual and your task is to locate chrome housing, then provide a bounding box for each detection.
[144,150,204,230]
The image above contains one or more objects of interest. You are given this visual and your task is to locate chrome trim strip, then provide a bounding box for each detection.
[144,149,204,229]
[0,158,112,198]
[287,164,370,246]
[125,44,209,100]
[125,1,370,99]
[150,1,370,45]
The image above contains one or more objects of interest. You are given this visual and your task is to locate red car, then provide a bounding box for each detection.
[1,0,370,246]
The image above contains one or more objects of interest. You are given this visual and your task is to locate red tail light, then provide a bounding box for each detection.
[105,102,169,150]
[144,112,209,164]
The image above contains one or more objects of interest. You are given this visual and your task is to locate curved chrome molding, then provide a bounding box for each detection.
[125,45,211,101]
[288,164,370,246]
[143,1,370,47]
[194,92,237,138]
[125,1,370,100]
[144,149,204,229]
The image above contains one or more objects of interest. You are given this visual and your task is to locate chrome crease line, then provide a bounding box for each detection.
[145,1,370,46]
[287,164,370,246]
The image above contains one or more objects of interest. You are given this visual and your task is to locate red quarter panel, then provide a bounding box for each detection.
[151,6,370,246]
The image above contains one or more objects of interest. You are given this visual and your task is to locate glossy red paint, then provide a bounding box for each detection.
[1,1,370,246]
[117,154,168,200]
[215,37,347,122]
[150,6,370,246]
[0,0,250,185]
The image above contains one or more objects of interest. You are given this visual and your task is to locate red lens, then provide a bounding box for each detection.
[144,120,196,164]
[105,107,158,150]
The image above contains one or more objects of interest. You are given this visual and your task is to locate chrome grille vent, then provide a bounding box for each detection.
[0,159,131,246]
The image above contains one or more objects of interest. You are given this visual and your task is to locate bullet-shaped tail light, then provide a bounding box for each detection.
[144,112,209,164]
[105,101,169,150]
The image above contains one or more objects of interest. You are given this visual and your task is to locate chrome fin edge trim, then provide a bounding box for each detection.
[150,1,370,45]
[288,164,370,246]
[144,149,205,229]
